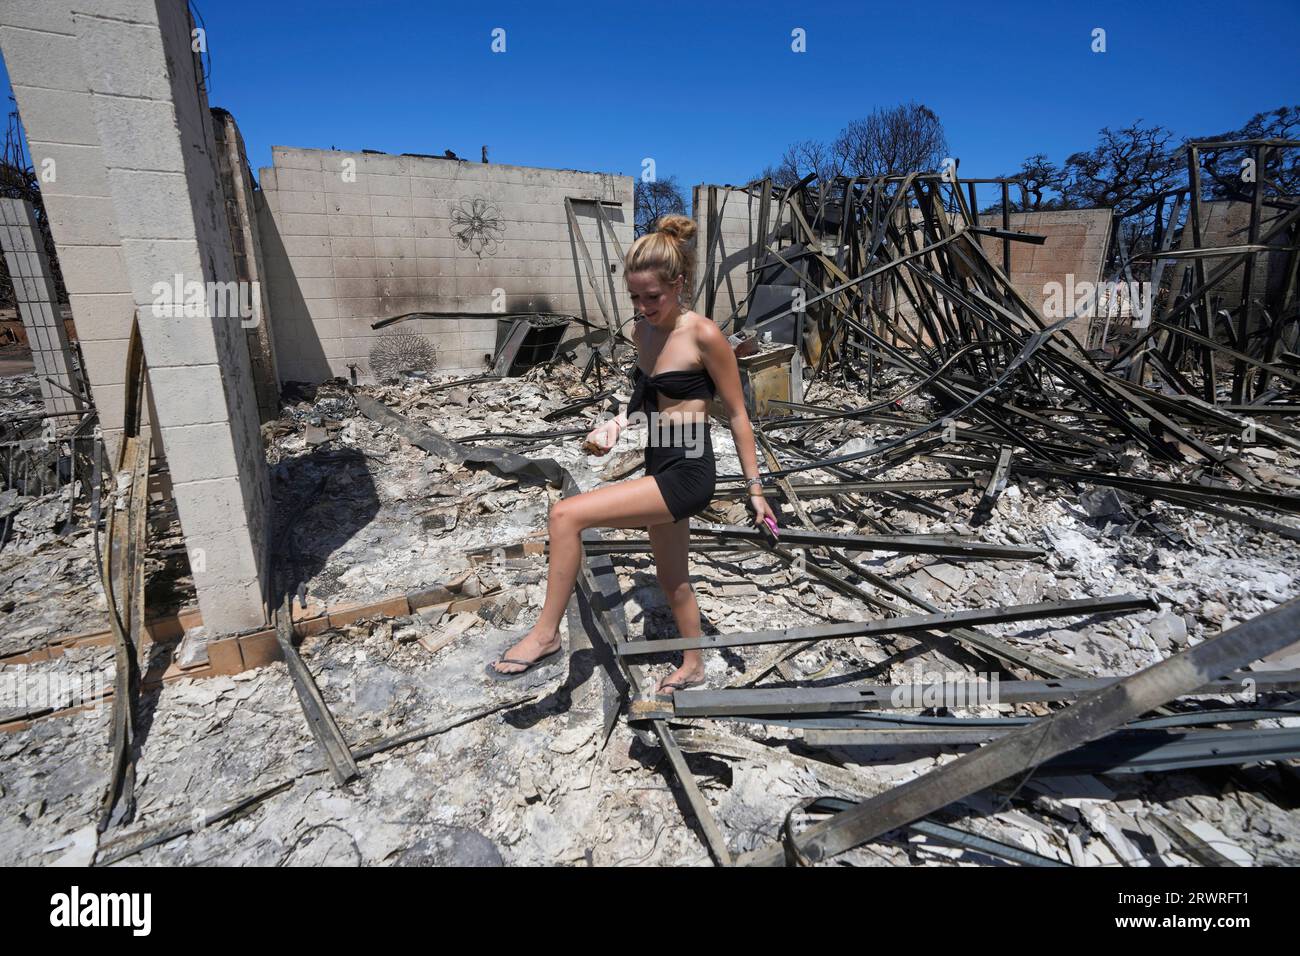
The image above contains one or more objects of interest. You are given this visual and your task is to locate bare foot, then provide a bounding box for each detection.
[655,662,705,696]
[491,627,562,674]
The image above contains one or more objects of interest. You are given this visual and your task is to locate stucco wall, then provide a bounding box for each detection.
[257,147,635,383]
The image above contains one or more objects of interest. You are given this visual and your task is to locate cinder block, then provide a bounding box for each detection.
[319,163,358,191]
[372,216,415,238]
[370,194,412,218]
[373,236,415,258]
[414,218,449,240]
[374,275,418,296]
[86,96,185,173]
[28,141,110,198]
[107,170,196,240]
[365,173,411,197]
[276,189,326,215]
[280,212,329,236]
[373,256,417,278]
[51,244,133,295]
[282,234,331,258]
[0,25,83,92]
[409,156,466,179]
[338,296,381,320]
[310,317,341,341]
[411,196,446,217]
[325,191,370,216]
[118,237,206,309]
[76,336,131,385]
[358,154,409,177]
[72,10,172,100]
[295,276,338,299]
[45,194,121,246]
[147,363,231,426]
[175,518,262,593]
[416,276,448,296]
[320,335,348,358]
[159,421,240,483]
[289,255,334,279]
[329,236,374,258]
[415,257,452,278]
[411,177,451,199]
[334,277,381,298]
[331,257,373,279]
[0,1,75,33]
[327,214,372,238]
[191,578,267,637]
[73,0,160,24]
[276,167,326,192]
[271,146,324,171]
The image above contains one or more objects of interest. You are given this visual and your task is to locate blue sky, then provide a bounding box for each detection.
[3,0,1297,203]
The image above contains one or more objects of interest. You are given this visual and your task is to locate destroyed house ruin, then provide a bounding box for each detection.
[0,1,1298,868]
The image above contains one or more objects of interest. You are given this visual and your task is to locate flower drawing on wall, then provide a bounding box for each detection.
[449,196,505,257]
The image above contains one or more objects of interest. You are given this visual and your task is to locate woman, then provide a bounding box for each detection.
[488,214,777,694]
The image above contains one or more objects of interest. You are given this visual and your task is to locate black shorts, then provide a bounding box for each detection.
[644,418,716,522]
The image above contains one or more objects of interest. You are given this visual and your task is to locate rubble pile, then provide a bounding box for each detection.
[4,146,1300,868]
[5,345,1298,865]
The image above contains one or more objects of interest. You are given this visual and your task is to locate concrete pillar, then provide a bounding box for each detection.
[212,108,280,422]
[0,1,141,455]
[69,0,270,634]
[0,197,84,419]
[0,1,271,633]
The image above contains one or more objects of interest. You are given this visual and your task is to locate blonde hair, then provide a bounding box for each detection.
[626,213,696,290]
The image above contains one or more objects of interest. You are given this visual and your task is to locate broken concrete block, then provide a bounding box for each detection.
[1148,611,1189,647]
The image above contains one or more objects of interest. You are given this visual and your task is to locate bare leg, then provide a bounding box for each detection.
[491,475,677,673]
[648,517,706,694]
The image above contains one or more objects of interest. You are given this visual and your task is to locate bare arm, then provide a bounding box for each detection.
[697,318,766,498]
[583,321,640,453]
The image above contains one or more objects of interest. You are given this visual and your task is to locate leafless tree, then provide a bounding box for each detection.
[1059,121,1182,212]
[1197,105,1299,200]
[634,176,687,237]
[771,138,844,186]
[833,102,948,179]
[1009,153,1066,211]
[761,102,948,192]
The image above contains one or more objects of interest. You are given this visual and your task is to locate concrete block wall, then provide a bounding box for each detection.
[257,146,634,382]
[976,208,1113,333]
[66,0,270,634]
[0,198,84,419]
[212,109,280,422]
[1166,199,1290,311]
[692,184,783,326]
[688,191,1112,341]
[0,1,143,451]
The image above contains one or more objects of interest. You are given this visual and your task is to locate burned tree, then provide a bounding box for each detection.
[634,176,687,237]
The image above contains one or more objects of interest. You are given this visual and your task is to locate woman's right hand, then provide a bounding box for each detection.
[582,420,619,456]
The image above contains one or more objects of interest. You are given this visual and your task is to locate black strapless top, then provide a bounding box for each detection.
[628,364,717,416]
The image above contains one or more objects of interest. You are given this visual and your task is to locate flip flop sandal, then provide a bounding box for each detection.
[629,677,707,723]
[655,675,707,697]
[485,637,563,681]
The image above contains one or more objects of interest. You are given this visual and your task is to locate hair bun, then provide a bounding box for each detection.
[656,214,697,245]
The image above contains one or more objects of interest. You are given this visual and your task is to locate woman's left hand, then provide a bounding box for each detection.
[750,494,777,529]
